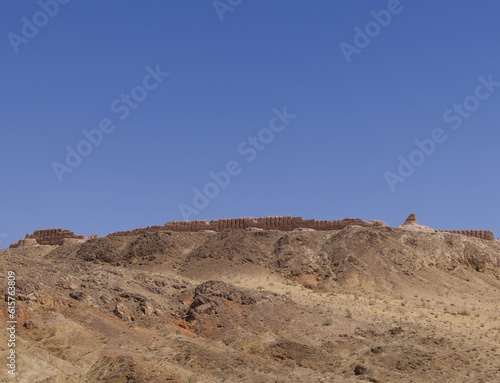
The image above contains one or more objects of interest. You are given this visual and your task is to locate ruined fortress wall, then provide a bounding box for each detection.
[107,216,496,241]
[439,230,495,241]
[9,229,86,248]
[108,216,381,237]
[27,229,86,246]
[9,218,496,248]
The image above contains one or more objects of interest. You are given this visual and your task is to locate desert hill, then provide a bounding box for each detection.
[1,216,499,382]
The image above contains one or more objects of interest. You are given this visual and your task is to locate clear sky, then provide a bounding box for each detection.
[2,0,500,248]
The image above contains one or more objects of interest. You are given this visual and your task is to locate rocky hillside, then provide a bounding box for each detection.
[1,222,499,382]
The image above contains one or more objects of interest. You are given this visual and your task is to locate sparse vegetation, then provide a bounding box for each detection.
[322,317,333,326]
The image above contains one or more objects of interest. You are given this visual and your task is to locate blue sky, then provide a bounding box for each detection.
[1,0,500,247]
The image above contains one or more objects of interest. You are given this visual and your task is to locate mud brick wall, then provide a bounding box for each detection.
[109,216,381,236]
[9,217,496,248]
[439,230,495,241]
[27,229,86,245]
[9,228,86,248]
[9,238,38,248]
[107,216,496,241]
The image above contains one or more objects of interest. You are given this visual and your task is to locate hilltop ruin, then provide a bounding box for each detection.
[9,229,96,248]
[8,214,496,248]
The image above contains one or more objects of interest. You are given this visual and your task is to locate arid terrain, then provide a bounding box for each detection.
[1,216,500,382]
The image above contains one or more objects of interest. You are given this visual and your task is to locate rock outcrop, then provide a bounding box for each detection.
[403,213,418,225]
[9,229,94,248]
[397,213,436,233]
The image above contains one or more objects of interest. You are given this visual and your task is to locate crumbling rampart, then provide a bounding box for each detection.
[439,230,495,241]
[9,215,496,249]
[108,216,387,236]
[9,229,89,248]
